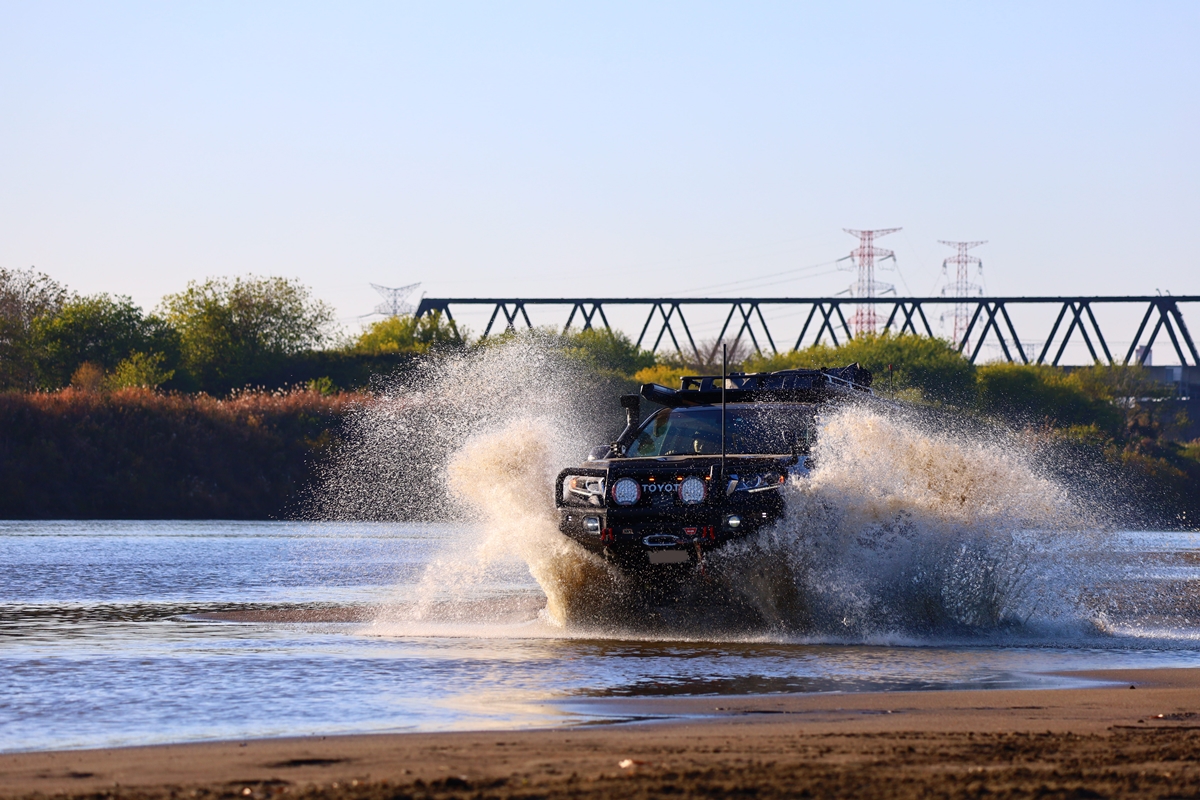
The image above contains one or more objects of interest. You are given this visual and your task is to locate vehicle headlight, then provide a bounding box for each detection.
[679,475,706,505]
[563,475,605,506]
[611,477,641,506]
[735,472,786,493]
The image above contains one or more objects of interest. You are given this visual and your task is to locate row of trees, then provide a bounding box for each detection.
[0,268,467,394]
[0,267,664,395]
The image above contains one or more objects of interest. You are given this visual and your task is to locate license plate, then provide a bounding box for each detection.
[648,550,690,565]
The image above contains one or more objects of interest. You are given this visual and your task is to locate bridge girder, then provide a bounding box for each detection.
[411,296,1200,367]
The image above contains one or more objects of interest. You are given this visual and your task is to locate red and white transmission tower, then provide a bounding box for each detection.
[841,228,900,335]
[938,240,986,342]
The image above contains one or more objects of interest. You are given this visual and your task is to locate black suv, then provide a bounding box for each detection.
[555,365,873,571]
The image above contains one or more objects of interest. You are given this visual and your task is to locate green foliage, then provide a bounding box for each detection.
[972,362,1200,524]
[560,328,656,377]
[160,276,335,393]
[33,294,179,388]
[1068,364,1182,440]
[632,363,690,388]
[1051,423,1113,450]
[350,311,464,355]
[256,350,416,392]
[0,268,66,390]
[1115,437,1200,524]
[108,352,176,390]
[975,363,1123,433]
[744,332,976,405]
[306,376,336,396]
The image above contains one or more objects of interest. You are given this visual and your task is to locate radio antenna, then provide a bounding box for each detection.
[720,342,727,483]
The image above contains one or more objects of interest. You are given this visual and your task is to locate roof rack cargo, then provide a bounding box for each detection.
[641,364,872,408]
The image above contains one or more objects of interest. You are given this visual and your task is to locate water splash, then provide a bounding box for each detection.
[711,404,1095,638]
[313,338,1124,640]
[443,417,617,626]
[309,336,599,523]
[307,337,631,628]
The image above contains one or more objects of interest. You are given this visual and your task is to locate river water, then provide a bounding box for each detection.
[3,519,1200,753]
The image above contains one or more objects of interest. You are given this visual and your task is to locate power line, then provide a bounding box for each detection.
[678,259,841,296]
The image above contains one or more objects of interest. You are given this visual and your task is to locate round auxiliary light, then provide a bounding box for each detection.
[612,477,641,506]
[679,475,706,505]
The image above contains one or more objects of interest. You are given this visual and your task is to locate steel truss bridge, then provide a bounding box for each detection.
[414,295,1200,367]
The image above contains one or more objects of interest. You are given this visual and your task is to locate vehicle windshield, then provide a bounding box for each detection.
[627,405,815,457]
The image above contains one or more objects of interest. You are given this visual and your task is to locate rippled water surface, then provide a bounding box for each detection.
[3,520,1200,753]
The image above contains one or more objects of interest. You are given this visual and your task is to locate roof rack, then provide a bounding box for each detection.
[641,364,873,408]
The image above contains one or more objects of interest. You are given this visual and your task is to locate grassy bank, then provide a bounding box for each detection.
[0,388,359,519]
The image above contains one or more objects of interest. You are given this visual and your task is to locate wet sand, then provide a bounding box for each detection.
[4,668,1200,799]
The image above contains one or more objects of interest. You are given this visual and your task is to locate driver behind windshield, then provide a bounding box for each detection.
[628,406,813,457]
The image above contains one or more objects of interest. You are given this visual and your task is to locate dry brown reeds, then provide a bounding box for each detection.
[0,387,365,519]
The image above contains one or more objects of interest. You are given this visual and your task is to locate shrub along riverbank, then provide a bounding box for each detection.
[0,388,359,519]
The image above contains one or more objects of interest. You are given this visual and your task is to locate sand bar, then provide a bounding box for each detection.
[4,668,1200,798]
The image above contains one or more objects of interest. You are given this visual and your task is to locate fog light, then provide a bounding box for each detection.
[583,516,601,533]
[612,477,641,506]
[679,475,706,504]
[725,514,742,529]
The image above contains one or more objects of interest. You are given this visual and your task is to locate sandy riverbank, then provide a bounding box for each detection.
[3,668,1200,799]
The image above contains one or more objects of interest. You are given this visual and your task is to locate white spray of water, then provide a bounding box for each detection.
[712,403,1094,638]
[443,417,618,626]
[312,337,603,523]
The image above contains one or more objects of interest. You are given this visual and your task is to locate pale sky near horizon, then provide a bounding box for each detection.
[1,2,1197,347]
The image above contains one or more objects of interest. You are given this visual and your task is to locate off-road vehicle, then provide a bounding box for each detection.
[555,364,873,572]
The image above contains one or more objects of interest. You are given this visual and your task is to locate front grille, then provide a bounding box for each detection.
[615,472,711,508]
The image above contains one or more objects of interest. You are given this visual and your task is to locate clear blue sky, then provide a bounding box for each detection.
[1,1,1196,334]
